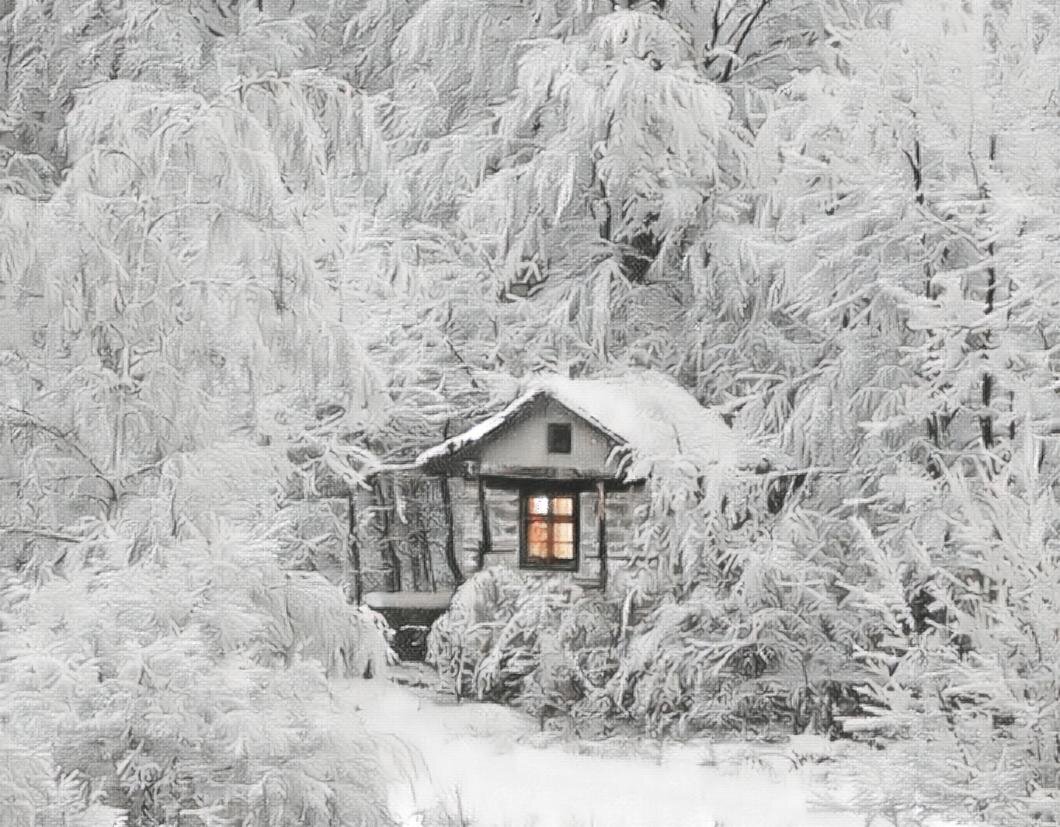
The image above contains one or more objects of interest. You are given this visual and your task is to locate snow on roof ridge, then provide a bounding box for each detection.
[416,369,742,471]
[414,386,545,465]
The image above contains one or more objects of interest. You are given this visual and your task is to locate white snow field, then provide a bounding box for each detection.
[325,671,870,827]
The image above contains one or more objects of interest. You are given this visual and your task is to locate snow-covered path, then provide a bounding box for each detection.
[324,669,865,827]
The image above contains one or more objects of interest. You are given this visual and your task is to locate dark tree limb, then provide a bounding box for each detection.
[476,475,491,570]
[346,492,363,604]
[372,476,402,591]
[720,0,772,82]
[2,404,118,505]
[438,474,464,586]
[0,524,88,544]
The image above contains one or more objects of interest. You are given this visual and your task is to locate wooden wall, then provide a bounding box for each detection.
[478,398,617,475]
[460,479,648,588]
[339,472,649,596]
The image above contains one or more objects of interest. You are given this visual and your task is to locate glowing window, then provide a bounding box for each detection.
[523,492,577,568]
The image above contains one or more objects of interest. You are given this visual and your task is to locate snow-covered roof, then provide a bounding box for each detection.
[416,371,745,474]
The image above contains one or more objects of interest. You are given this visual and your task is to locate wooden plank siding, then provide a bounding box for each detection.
[578,490,600,583]
[484,485,520,572]
[345,477,649,595]
[466,480,648,585]
[452,477,481,570]
[600,486,644,560]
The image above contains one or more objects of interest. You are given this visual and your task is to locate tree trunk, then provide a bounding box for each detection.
[346,492,363,605]
[373,477,402,591]
[394,478,420,592]
[407,516,421,592]
[476,475,491,570]
[905,136,949,470]
[439,474,464,586]
[978,134,998,452]
[414,492,436,591]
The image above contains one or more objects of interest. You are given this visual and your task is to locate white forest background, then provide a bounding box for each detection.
[0,1,1058,825]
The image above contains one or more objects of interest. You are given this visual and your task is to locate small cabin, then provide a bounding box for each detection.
[286,371,741,658]
[413,371,739,591]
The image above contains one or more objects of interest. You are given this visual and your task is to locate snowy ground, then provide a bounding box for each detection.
[324,665,872,827]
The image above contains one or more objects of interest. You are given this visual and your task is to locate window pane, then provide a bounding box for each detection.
[523,493,578,566]
[528,519,549,543]
[547,423,572,454]
[552,497,573,516]
[528,540,550,559]
[527,520,550,559]
[529,496,550,515]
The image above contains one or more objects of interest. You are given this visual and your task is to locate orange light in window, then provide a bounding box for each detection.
[553,542,574,560]
[552,497,574,516]
[529,496,550,515]
[523,493,577,566]
[527,520,550,559]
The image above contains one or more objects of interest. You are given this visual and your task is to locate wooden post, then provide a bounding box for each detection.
[439,474,464,586]
[596,480,608,591]
[476,475,491,571]
[346,492,363,605]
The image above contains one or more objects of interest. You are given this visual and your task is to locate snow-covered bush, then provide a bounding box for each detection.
[427,568,620,723]
[598,454,871,738]
[0,527,395,824]
[0,452,397,824]
[835,442,1060,826]
[427,566,525,698]
[428,458,871,740]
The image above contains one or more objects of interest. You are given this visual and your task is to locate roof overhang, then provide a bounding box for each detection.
[414,389,628,475]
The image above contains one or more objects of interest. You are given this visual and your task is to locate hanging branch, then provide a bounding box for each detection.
[2,404,119,507]
[720,0,773,83]
[0,524,89,544]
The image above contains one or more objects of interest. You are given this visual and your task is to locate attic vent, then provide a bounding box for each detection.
[547,423,572,454]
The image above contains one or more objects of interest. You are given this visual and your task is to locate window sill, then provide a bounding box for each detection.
[519,561,579,573]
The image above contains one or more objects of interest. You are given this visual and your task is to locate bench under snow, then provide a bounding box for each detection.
[363,591,455,611]
[363,591,455,661]
[836,716,898,735]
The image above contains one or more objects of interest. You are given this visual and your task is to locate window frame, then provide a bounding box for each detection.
[518,488,580,571]
[546,422,573,455]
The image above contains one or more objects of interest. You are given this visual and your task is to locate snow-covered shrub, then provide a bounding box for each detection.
[0,444,400,825]
[427,566,525,697]
[0,734,125,827]
[426,459,871,739]
[0,523,396,824]
[427,568,620,720]
[598,594,779,736]
[837,444,1060,826]
[602,455,870,737]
